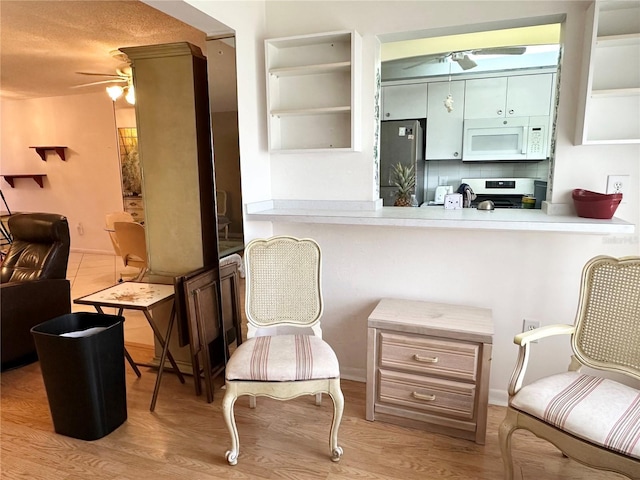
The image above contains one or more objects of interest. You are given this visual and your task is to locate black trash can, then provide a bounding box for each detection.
[31,312,127,440]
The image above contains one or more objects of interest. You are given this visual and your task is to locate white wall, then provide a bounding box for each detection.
[0,93,123,253]
[179,0,639,405]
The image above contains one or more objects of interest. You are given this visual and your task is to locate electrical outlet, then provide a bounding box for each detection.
[523,319,540,342]
[606,175,629,196]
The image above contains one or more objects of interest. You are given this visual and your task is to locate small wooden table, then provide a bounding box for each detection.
[74,282,186,411]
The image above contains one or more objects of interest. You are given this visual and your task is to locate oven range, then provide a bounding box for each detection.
[462,178,537,209]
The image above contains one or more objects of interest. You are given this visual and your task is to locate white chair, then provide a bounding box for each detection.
[499,255,640,479]
[216,190,231,240]
[105,211,134,257]
[113,221,148,282]
[221,236,344,465]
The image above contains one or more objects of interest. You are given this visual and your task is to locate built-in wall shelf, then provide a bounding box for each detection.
[271,106,351,117]
[575,1,640,145]
[29,146,67,161]
[2,174,46,188]
[269,61,351,78]
[265,30,362,152]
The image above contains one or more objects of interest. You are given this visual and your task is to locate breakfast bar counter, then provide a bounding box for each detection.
[245,201,634,235]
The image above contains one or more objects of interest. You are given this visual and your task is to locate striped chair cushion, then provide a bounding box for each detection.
[226,334,340,382]
[511,371,640,459]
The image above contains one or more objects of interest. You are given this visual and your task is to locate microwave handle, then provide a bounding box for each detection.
[521,126,529,155]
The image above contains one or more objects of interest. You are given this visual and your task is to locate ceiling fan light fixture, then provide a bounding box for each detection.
[125,85,135,105]
[106,85,124,101]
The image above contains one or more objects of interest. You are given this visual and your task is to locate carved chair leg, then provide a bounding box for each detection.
[222,387,240,466]
[315,393,322,406]
[499,409,518,480]
[328,381,344,462]
[249,395,256,409]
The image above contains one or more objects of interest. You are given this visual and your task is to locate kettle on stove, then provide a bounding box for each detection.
[457,183,477,208]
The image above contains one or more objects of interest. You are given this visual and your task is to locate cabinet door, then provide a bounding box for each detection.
[463,77,507,119]
[382,83,428,120]
[506,74,553,117]
[425,81,465,160]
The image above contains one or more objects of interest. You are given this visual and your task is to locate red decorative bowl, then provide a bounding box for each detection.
[572,189,622,219]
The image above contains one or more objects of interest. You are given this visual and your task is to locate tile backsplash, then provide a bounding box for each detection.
[423,159,550,202]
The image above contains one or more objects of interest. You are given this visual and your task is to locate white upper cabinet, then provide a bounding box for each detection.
[464,73,553,119]
[382,83,428,120]
[265,30,361,152]
[575,1,640,144]
[425,81,465,160]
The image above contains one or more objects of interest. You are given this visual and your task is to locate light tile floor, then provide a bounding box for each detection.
[68,252,154,346]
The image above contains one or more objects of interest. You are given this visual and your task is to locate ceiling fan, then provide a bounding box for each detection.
[72,50,135,103]
[73,65,135,104]
[73,66,132,88]
[403,46,527,71]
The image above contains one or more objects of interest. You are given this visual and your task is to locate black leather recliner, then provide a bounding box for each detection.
[1,213,71,371]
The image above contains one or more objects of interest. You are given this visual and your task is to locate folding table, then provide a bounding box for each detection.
[74,282,185,411]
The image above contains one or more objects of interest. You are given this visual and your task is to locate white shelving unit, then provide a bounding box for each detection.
[575,1,640,145]
[265,30,361,153]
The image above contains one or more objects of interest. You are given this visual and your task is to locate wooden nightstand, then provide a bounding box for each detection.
[123,196,145,222]
[366,298,494,444]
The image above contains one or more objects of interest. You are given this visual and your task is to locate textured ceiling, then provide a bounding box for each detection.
[0,0,207,100]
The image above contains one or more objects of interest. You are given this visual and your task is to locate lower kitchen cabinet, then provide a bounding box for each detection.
[366,298,494,444]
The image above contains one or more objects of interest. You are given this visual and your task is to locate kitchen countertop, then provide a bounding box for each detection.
[245,202,635,234]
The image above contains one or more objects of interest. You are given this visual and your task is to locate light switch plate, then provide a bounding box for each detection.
[444,193,463,209]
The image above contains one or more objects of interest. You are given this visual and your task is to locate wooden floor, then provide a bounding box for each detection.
[1,343,625,480]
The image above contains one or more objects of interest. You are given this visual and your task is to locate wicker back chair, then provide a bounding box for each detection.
[499,256,640,479]
[221,236,344,465]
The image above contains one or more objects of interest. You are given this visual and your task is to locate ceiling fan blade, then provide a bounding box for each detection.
[471,46,527,56]
[454,54,478,70]
[401,52,451,70]
[71,79,128,88]
[76,71,127,78]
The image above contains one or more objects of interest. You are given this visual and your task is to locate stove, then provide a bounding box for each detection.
[461,178,536,209]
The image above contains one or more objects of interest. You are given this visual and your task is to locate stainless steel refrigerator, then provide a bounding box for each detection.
[380,119,425,206]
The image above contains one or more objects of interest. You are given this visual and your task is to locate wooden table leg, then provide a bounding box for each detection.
[96,306,141,377]
[149,304,182,411]
[143,307,185,384]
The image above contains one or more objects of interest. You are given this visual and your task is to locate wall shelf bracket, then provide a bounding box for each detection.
[30,146,67,161]
[2,174,46,188]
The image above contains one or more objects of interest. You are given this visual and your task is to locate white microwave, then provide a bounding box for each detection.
[462,116,550,162]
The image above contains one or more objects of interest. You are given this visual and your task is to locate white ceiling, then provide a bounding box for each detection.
[0,0,207,100]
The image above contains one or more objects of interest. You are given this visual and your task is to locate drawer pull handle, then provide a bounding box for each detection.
[413,354,438,363]
[412,392,436,402]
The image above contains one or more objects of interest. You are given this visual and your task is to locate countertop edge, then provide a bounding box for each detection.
[245,205,635,234]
